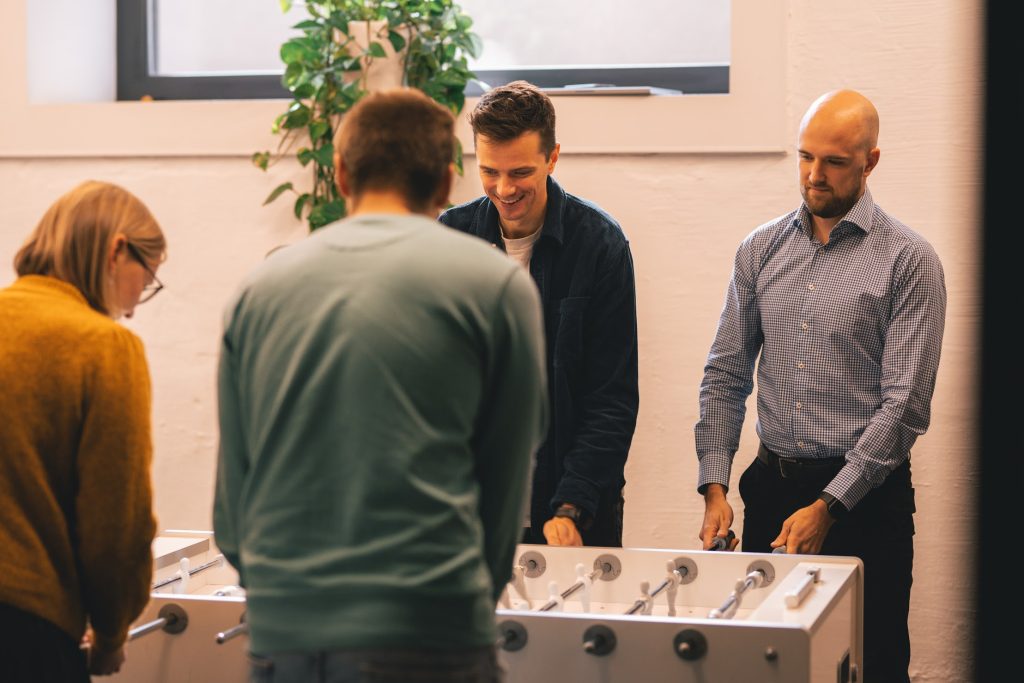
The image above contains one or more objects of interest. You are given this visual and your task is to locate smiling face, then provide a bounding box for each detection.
[475,131,560,238]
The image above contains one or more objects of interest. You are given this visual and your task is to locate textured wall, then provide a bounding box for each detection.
[0,1,981,680]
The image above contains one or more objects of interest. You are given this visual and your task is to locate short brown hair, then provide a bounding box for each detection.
[333,88,455,213]
[15,180,165,317]
[469,80,556,158]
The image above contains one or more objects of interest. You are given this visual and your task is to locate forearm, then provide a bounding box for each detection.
[553,366,637,518]
[77,427,155,648]
[76,335,156,649]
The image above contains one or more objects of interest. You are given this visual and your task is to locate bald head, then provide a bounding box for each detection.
[796,90,882,231]
[799,89,879,154]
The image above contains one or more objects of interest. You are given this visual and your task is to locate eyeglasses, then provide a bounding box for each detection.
[124,241,164,304]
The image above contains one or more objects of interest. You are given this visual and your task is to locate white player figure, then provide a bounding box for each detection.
[173,557,190,595]
[575,563,593,613]
[665,560,683,617]
[547,581,564,612]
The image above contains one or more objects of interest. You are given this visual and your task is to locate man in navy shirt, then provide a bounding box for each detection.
[695,89,946,683]
[441,81,639,547]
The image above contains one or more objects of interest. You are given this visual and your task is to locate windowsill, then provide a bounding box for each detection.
[0,1,785,158]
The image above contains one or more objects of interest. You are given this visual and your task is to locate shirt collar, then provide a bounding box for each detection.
[795,187,876,238]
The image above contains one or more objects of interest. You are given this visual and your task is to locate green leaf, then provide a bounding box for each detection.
[294,193,311,219]
[251,151,271,171]
[263,182,294,205]
[309,200,346,229]
[435,69,467,87]
[309,120,329,140]
[387,30,407,53]
[283,106,311,129]
[291,19,321,31]
[453,137,464,175]
[271,112,287,134]
[297,148,315,167]
[280,41,305,65]
[328,12,350,33]
[279,0,293,13]
[368,42,388,58]
[466,33,483,59]
[283,62,304,88]
[312,143,335,167]
[292,83,316,99]
[449,90,465,115]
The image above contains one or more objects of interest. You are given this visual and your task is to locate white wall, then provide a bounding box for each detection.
[0,1,980,681]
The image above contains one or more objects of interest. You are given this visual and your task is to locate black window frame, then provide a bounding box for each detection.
[117,0,729,101]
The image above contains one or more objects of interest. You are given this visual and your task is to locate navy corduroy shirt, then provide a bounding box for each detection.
[441,177,639,546]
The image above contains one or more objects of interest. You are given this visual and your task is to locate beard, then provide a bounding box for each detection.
[801,179,862,219]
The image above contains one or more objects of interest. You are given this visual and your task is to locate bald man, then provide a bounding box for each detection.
[694,90,946,682]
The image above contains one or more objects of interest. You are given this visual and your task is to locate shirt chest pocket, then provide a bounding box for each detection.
[551,296,590,369]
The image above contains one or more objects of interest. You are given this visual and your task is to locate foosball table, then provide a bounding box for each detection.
[102,531,862,682]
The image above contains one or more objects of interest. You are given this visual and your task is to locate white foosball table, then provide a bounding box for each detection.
[101,531,862,683]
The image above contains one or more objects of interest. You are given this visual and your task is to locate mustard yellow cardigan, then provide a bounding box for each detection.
[0,275,156,652]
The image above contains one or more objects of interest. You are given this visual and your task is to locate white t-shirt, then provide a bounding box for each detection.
[501,225,543,270]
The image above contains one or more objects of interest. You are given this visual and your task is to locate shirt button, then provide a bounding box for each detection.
[797,441,805,448]
[796,402,802,409]
[797,362,805,369]
[807,283,815,290]
[801,322,808,330]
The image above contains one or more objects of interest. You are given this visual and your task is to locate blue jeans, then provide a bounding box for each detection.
[249,646,502,683]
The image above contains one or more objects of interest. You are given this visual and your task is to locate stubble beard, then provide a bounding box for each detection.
[802,181,861,220]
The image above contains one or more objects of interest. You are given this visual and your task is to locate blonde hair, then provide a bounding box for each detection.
[15,180,166,316]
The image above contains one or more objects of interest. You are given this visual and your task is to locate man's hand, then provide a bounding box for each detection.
[771,499,834,554]
[699,483,738,550]
[543,516,583,546]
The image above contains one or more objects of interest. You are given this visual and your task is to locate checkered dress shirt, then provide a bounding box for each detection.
[695,189,946,509]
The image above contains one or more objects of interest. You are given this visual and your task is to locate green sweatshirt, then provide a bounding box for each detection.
[214,214,547,655]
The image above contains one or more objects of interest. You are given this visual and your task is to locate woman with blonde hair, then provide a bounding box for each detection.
[0,180,165,681]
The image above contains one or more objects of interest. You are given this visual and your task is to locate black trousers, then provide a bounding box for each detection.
[0,602,90,683]
[738,448,915,683]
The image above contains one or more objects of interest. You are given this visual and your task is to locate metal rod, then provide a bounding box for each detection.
[152,554,225,590]
[128,603,188,640]
[709,569,766,619]
[216,622,248,644]
[128,616,168,641]
[623,566,688,615]
[538,566,604,612]
[624,600,646,616]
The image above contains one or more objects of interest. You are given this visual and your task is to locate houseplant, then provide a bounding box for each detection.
[253,0,483,230]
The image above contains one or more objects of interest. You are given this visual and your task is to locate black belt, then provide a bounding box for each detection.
[757,443,845,479]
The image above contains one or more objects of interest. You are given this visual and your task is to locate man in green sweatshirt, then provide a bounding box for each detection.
[213,88,547,682]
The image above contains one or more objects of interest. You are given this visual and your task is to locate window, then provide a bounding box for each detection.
[117,0,730,100]
[8,1,783,156]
